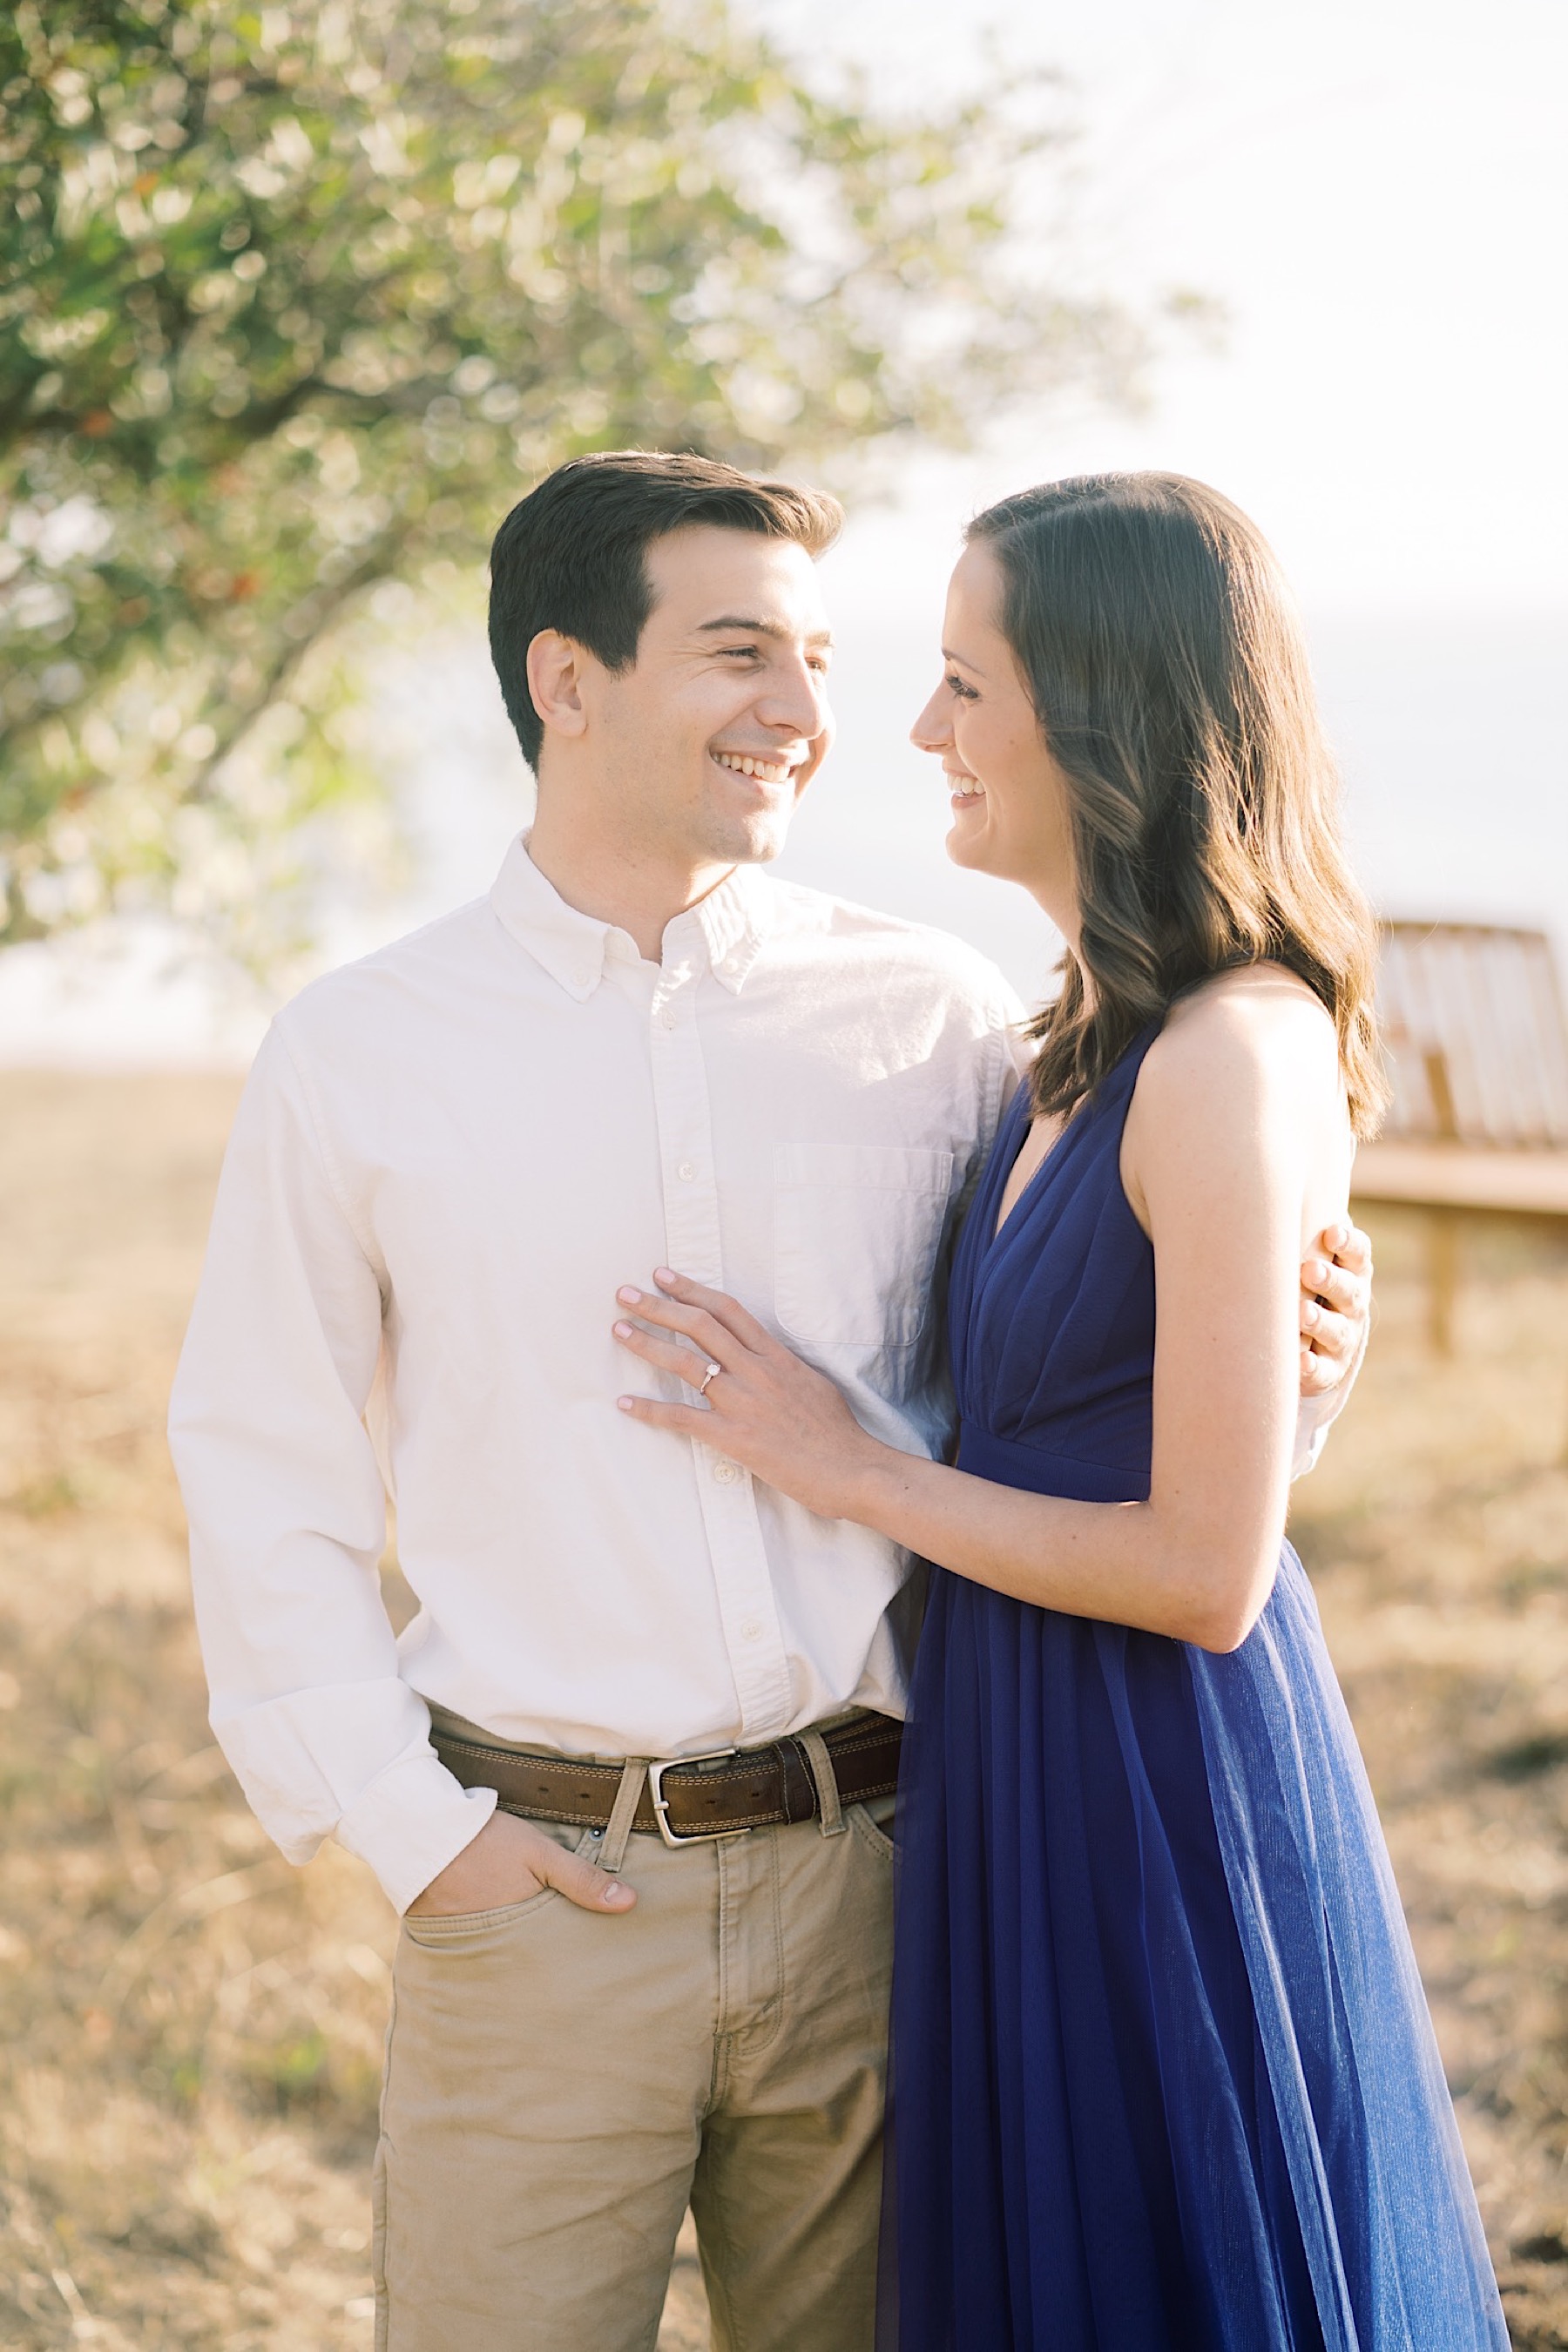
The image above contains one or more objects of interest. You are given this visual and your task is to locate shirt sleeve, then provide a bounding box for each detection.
[1289,1310,1369,1479]
[167,1024,495,1913]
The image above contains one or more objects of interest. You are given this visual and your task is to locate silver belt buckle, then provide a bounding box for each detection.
[646,1747,745,1847]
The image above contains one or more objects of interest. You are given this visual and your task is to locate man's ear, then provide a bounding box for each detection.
[526,629,590,741]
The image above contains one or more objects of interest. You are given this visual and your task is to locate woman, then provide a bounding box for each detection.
[612,474,1505,2348]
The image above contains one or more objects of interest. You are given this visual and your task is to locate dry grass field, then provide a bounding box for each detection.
[1,1065,1566,2348]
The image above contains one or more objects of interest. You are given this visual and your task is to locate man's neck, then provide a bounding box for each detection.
[525,807,736,964]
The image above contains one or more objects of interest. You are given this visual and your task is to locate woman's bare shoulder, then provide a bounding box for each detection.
[1121,967,1348,1238]
[1139,965,1342,1122]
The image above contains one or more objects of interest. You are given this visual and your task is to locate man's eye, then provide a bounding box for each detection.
[719,644,761,659]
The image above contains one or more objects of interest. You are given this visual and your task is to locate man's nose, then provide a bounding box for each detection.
[759,655,830,739]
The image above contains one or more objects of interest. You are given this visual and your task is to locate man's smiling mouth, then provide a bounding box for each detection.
[713,750,799,785]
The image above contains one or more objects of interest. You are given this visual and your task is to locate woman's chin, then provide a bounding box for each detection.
[945,811,995,872]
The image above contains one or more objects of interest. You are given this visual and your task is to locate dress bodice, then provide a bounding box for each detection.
[949,1026,1160,1505]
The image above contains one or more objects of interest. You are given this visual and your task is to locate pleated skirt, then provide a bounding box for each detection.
[882,1548,1507,2351]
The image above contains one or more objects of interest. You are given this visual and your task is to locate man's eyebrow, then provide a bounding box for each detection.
[696,614,835,647]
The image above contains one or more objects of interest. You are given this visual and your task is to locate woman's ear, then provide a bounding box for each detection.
[525,629,589,741]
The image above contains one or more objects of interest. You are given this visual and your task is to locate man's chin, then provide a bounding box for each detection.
[703,809,796,868]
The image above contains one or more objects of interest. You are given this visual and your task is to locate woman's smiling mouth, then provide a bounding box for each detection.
[946,767,984,801]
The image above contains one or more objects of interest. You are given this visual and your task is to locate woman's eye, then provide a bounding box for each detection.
[946,672,977,700]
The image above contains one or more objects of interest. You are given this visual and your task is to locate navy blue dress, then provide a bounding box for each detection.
[885,1027,1505,2351]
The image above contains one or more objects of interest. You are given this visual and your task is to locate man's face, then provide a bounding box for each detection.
[580,524,835,868]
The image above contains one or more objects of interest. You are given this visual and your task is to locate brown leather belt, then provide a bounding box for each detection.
[430,1713,902,1845]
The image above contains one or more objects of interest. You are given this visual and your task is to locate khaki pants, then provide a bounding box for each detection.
[373,1745,895,2352]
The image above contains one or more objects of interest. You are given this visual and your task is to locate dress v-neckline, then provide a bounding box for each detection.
[989,1023,1165,1250]
[990,1097,1077,1245]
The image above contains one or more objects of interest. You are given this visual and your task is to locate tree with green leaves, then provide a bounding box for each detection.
[1,0,1161,956]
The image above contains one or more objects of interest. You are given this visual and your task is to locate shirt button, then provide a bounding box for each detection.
[712,1460,740,1485]
[740,1619,763,1643]
[659,1009,678,1031]
[676,1160,696,1182]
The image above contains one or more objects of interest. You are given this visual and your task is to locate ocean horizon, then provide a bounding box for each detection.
[0,607,1562,1064]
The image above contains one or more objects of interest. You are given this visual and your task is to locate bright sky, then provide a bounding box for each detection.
[758,0,1568,998]
[764,0,1568,618]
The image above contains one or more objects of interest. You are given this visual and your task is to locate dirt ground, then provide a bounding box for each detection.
[1,1067,1566,2348]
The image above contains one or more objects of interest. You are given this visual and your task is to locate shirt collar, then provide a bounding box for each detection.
[488,835,772,1001]
[671,862,771,993]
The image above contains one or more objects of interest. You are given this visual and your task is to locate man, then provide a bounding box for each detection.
[169,452,1371,2351]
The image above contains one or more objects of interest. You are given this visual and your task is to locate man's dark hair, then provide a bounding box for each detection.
[487,450,843,768]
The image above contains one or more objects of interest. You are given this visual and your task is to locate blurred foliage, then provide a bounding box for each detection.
[0,0,1157,959]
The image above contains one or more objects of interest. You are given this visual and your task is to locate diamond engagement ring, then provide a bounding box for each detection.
[698,1362,722,1396]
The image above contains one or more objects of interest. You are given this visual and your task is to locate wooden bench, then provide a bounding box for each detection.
[1351,923,1568,1349]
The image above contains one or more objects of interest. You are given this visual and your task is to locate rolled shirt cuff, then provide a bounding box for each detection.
[335,1746,498,1915]
[1292,1419,1329,1479]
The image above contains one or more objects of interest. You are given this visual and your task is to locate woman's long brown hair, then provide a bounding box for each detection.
[969,472,1386,1136]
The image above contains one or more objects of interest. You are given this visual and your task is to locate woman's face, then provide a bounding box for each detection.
[910,539,1078,946]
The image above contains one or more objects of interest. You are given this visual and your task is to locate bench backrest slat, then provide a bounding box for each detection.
[1376,923,1568,1149]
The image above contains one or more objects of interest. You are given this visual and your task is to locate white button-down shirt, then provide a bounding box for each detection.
[170,840,1023,1910]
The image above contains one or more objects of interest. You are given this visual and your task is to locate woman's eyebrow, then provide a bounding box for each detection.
[942,644,988,677]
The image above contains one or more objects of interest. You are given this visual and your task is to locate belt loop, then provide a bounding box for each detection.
[600,1759,648,1874]
[798,1727,847,1836]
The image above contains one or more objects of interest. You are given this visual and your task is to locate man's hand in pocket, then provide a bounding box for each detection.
[406,1810,637,1918]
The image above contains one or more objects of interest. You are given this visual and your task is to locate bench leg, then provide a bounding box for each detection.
[1425,1207,1459,1356]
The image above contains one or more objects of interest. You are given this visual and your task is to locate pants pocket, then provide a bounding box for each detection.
[848,1794,896,1862]
[399,1884,561,1945]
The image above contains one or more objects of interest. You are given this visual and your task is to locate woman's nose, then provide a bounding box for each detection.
[909,686,951,753]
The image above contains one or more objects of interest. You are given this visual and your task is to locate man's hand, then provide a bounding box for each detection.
[1299,1220,1373,1398]
[406,1809,636,1919]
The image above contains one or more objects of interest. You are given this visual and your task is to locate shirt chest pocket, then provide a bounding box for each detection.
[774,1142,956,1351]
